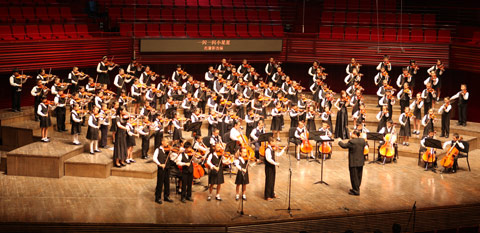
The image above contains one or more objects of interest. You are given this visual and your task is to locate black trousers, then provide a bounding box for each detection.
[181,172,193,199]
[99,125,108,147]
[458,104,467,124]
[198,101,206,113]
[69,83,78,94]
[154,131,163,150]
[12,89,21,111]
[141,135,150,157]
[349,166,363,193]
[264,165,276,199]
[441,113,450,136]
[424,101,432,116]
[155,167,170,200]
[34,96,42,120]
[208,124,216,137]
[55,107,66,131]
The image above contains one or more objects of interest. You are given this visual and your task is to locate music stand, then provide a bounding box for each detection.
[314,135,334,186]
[308,131,323,163]
[423,138,443,173]
[258,133,273,142]
[165,108,176,119]
[185,122,202,136]
[367,132,383,164]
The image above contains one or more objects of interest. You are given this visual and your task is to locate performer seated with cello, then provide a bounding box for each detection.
[420,130,437,171]
[441,133,465,173]
[294,121,315,161]
[318,122,333,160]
[250,120,265,161]
[378,120,398,163]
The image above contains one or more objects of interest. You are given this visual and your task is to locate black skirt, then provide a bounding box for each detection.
[173,128,182,141]
[413,108,422,119]
[271,116,283,131]
[86,126,99,140]
[307,119,316,132]
[133,95,142,104]
[235,171,249,185]
[399,118,411,136]
[127,134,136,147]
[208,166,224,185]
[71,122,81,135]
[39,115,51,128]
[113,128,127,161]
[110,118,117,132]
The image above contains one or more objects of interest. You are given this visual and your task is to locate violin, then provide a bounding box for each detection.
[38,84,50,91]
[429,113,436,120]
[440,137,463,169]
[136,83,148,89]
[105,60,119,67]
[242,63,252,69]
[104,90,116,96]
[406,112,414,118]
[258,96,271,102]
[462,90,467,95]
[437,64,445,71]
[427,87,436,93]
[187,97,200,102]
[382,71,389,77]
[352,62,362,67]
[276,106,288,112]
[410,64,420,71]
[146,70,159,77]
[15,74,32,79]
[178,70,188,76]
[294,85,306,91]
[60,93,71,99]
[277,71,285,77]
[341,96,350,103]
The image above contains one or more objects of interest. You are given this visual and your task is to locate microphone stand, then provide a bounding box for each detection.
[231,162,257,220]
[276,146,301,217]
[404,201,416,233]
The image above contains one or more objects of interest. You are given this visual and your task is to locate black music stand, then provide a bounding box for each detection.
[314,135,334,186]
[423,138,443,173]
[185,122,202,136]
[367,132,383,164]
[308,131,322,164]
[258,133,274,143]
[275,140,301,217]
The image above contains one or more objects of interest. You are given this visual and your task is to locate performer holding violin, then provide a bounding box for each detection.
[234,147,256,201]
[37,97,52,142]
[427,59,446,100]
[450,84,469,127]
[410,93,424,135]
[68,67,88,93]
[97,56,118,85]
[113,107,129,167]
[264,137,284,201]
[176,142,201,203]
[114,68,133,95]
[398,107,413,146]
[10,68,30,112]
[87,106,102,154]
[438,97,452,138]
[153,138,174,204]
[441,133,465,173]
[31,79,50,121]
[206,143,228,201]
[422,108,436,137]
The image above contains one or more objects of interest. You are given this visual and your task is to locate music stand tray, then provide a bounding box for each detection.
[185,122,202,132]
[314,136,334,185]
[258,133,274,143]
[367,132,384,164]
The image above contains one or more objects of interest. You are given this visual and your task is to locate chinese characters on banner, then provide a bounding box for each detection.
[201,39,231,51]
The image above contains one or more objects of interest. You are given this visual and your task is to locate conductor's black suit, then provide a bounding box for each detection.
[339,138,366,195]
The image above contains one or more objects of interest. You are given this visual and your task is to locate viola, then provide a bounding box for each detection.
[300,131,313,153]
[440,137,463,169]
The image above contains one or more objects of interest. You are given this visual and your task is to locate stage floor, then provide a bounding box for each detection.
[0,148,479,226]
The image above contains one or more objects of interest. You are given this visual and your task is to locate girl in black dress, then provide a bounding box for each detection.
[110,102,120,144]
[271,102,285,141]
[397,82,412,114]
[37,97,51,142]
[321,106,333,130]
[86,106,101,154]
[422,108,436,137]
[234,148,250,201]
[206,144,225,201]
[376,105,390,132]
[126,117,139,164]
[70,104,82,145]
[334,90,350,139]
[113,107,128,167]
[399,107,412,146]
[306,106,317,132]
[410,93,423,135]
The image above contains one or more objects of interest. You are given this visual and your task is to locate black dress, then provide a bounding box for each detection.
[208,152,224,185]
[126,124,136,147]
[413,100,423,119]
[113,118,127,161]
[423,117,434,137]
[70,111,81,135]
[271,108,283,131]
[235,158,249,185]
[86,114,99,140]
[109,115,117,132]
[306,112,316,132]
[377,112,389,132]
[334,100,349,139]
[399,114,411,137]
[38,103,51,128]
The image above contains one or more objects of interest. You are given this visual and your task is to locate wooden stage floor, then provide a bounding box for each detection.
[1,148,479,229]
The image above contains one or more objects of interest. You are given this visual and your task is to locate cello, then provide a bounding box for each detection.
[440,137,462,169]
[300,130,313,153]
[379,125,396,161]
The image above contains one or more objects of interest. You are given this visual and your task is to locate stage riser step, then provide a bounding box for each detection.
[111,170,156,179]
[64,163,112,179]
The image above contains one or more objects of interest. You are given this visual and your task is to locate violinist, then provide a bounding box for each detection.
[264,137,282,201]
[85,77,97,93]
[313,67,327,84]
[94,91,106,109]
[289,105,300,128]
[352,104,366,127]
[422,108,436,137]
[176,142,198,203]
[378,120,398,162]
[309,78,322,107]
[424,71,440,101]
[207,111,218,137]
[350,89,364,116]
[379,89,395,120]
[140,66,157,86]
[306,106,318,132]
[250,120,265,160]
[407,59,419,76]
[376,105,390,132]
[97,56,116,84]
[144,83,157,109]
[113,106,128,167]
[37,97,51,142]
[217,58,231,75]
[246,67,259,83]
[308,60,320,77]
[98,103,111,148]
[450,84,469,127]
[234,78,246,95]
[152,114,165,149]
[213,74,224,95]
[438,97,452,138]
[31,79,49,121]
[321,90,334,112]
[421,82,436,116]
[397,82,412,114]
[153,138,174,204]
[140,100,155,120]
[71,104,83,145]
[376,54,392,72]
[297,93,307,121]
[156,79,168,113]
[193,135,209,157]
[54,90,68,132]
[374,66,389,87]
[242,81,255,100]
[204,66,216,90]
[265,57,280,81]
[318,122,333,159]
[272,66,286,87]
[172,64,187,85]
[227,67,241,82]
[294,121,315,160]
[344,68,361,87]
[321,106,333,130]
[172,112,185,143]
[441,133,465,173]
[10,68,29,112]
[126,58,143,77]
[234,148,251,201]
[376,80,388,107]
[181,93,194,119]
[206,143,226,201]
[190,108,204,136]
[114,68,133,95]
[86,106,101,154]
[137,117,151,160]
[126,117,139,163]
[346,57,361,75]
[334,90,350,139]
[68,67,88,93]
[409,93,424,135]
[420,130,437,170]
[399,107,413,146]
[37,68,55,85]
[131,78,142,114]
[181,75,196,94]
[427,59,445,98]
[271,102,286,141]
[238,59,250,75]
[109,102,120,144]
[396,67,414,90]
[235,93,249,120]
[288,80,300,103]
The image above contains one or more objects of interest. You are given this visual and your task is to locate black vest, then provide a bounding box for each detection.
[265,147,276,167]
[180,153,193,173]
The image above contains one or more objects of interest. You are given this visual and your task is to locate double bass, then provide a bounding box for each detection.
[440,137,463,169]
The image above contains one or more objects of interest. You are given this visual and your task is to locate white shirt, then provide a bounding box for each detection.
[438,104,452,114]
[230,127,242,142]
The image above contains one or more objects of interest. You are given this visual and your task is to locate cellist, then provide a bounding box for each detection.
[420,130,437,171]
[377,120,398,163]
[318,122,333,159]
[441,133,465,173]
[294,121,315,161]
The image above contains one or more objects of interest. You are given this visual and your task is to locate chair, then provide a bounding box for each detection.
[409,14,422,26]
[160,24,173,37]
[424,29,436,43]
[173,24,186,37]
[22,7,38,23]
[411,29,423,42]
[358,12,371,25]
[249,24,261,37]
[234,9,247,22]
[237,24,249,37]
[77,24,92,38]
[331,26,344,40]
[134,24,147,38]
[186,9,198,22]
[286,127,298,155]
[64,24,77,38]
[223,9,234,22]
[321,11,333,23]
[26,25,43,40]
[186,24,199,37]
[456,141,471,172]
[398,28,410,42]
[120,23,133,36]
[272,25,283,37]
[146,24,160,37]
[0,25,15,41]
[269,11,281,22]
[160,9,174,21]
[9,7,25,23]
[211,24,224,37]
[0,8,11,23]
[38,25,53,39]
[423,14,436,26]
[437,30,451,43]
[210,0,221,7]
[333,12,345,24]
[344,27,357,40]
[319,26,331,39]
[198,0,210,7]
[224,24,237,37]
[260,25,273,37]
[246,9,259,22]
[383,28,397,42]
[51,24,68,39]
[198,24,211,37]
[346,12,358,25]
[148,9,161,21]
[186,0,198,7]
[211,9,223,22]
[11,25,26,40]
[258,9,269,22]
[198,9,211,22]
[60,7,73,21]
[47,7,61,22]
[163,0,174,6]
[357,27,370,41]
[174,8,186,21]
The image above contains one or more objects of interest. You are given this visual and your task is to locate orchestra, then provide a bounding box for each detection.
[6,54,467,204]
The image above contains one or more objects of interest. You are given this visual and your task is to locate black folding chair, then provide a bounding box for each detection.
[456,141,471,172]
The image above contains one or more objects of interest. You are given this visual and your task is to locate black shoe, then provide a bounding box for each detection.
[186,197,194,202]
[181,198,186,203]
[155,199,163,204]
[440,134,445,138]
[164,197,173,202]
[348,190,359,196]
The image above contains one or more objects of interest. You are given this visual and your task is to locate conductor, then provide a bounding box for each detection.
[338,130,366,196]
